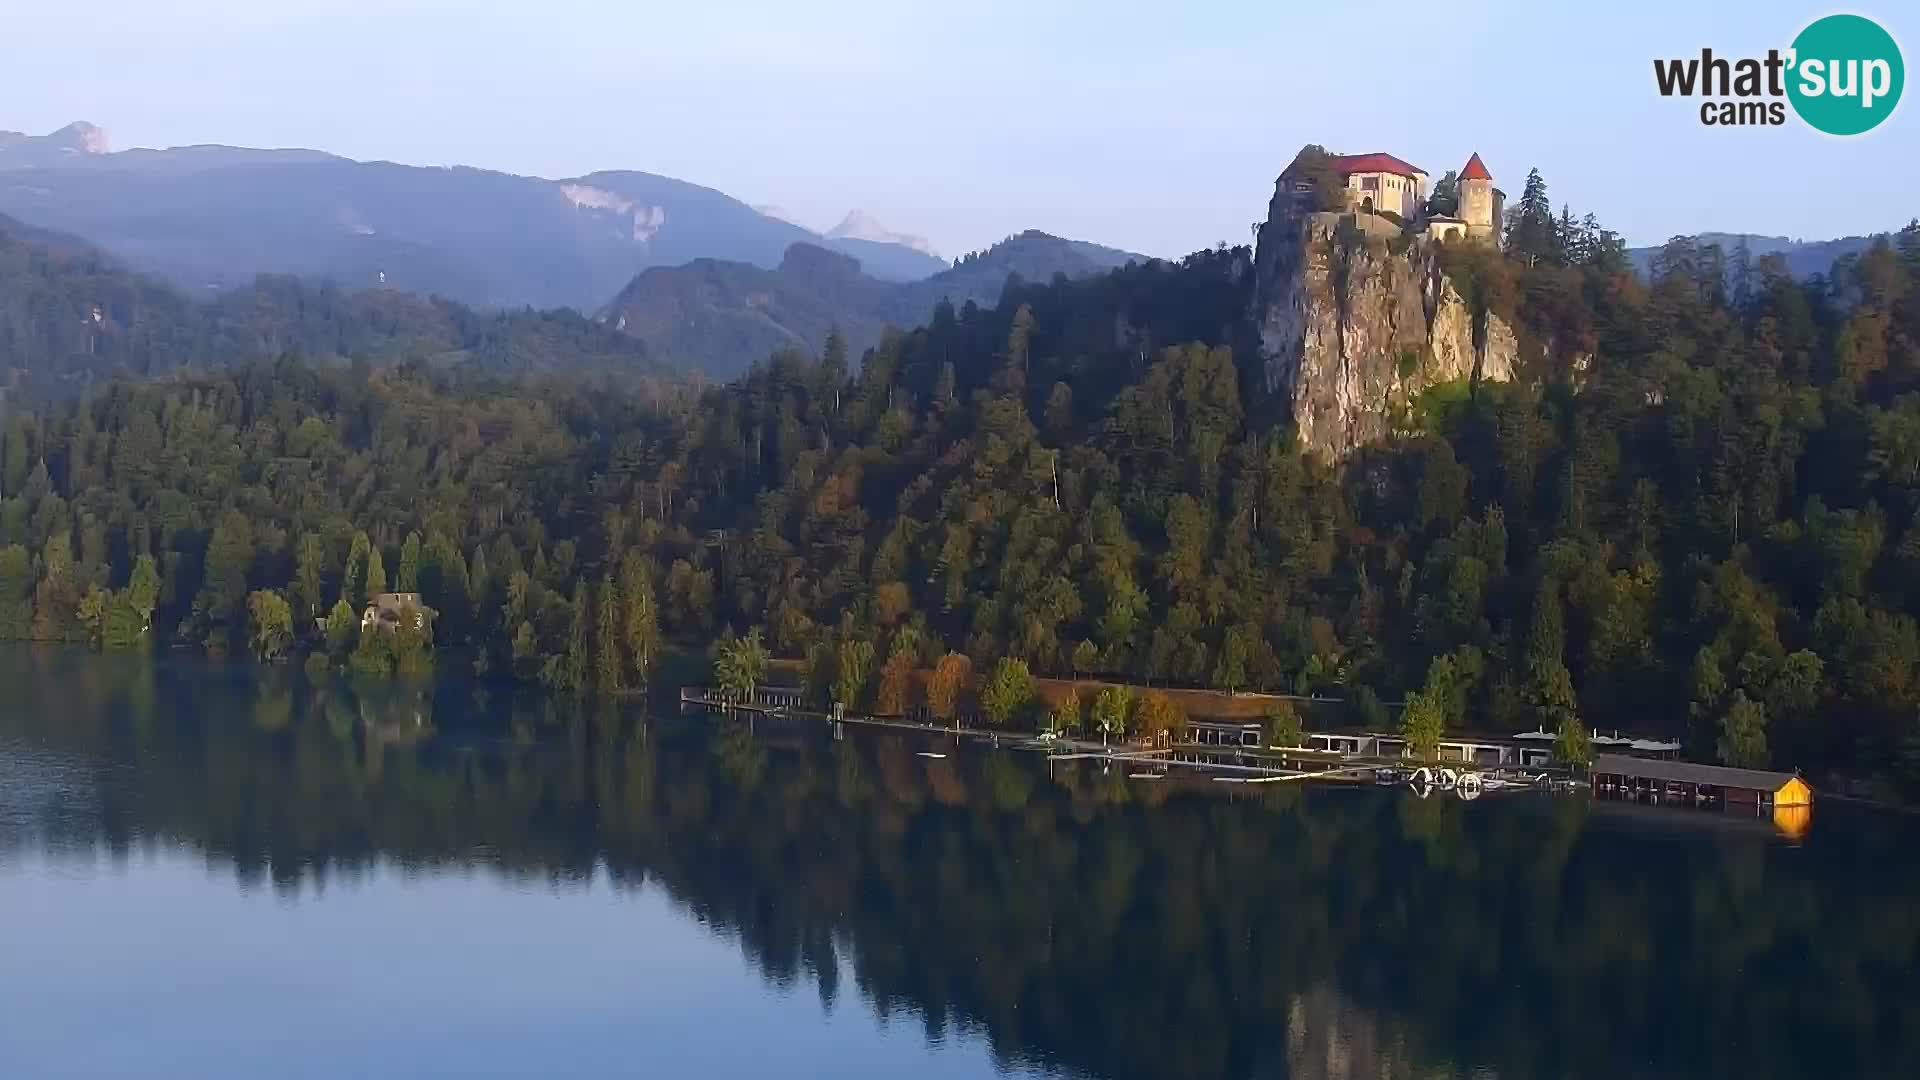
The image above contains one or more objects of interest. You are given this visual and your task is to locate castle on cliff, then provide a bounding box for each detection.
[1275,149,1504,246]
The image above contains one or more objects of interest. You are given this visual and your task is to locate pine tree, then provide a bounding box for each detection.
[365,546,387,600]
[1505,167,1554,266]
[397,532,422,592]
[1555,204,1578,266]
[595,574,624,693]
[1526,578,1579,729]
[1426,170,1459,217]
[561,578,590,692]
[1729,239,1755,312]
[126,554,160,624]
[293,532,327,621]
[344,531,370,608]
[1554,713,1593,766]
[619,551,659,683]
[995,304,1035,395]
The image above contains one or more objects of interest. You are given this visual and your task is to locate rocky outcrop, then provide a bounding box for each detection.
[1252,209,1516,458]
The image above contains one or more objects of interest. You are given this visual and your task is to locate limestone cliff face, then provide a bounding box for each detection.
[1252,210,1516,458]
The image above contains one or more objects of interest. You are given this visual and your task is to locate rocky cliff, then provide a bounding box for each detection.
[1251,208,1517,458]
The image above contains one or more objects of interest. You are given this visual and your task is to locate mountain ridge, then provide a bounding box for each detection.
[599,229,1148,376]
[1628,229,1901,279]
[0,123,1014,312]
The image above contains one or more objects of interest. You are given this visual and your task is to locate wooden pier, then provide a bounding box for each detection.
[680,686,1430,788]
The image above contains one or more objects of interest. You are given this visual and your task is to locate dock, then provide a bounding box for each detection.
[676,686,1524,791]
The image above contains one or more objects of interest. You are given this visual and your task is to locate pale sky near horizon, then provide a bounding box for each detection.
[2,0,1913,258]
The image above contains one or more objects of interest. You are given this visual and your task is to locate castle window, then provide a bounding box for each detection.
[1360,176,1380,192]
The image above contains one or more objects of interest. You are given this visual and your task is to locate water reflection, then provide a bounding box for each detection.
[2,647,1917,1080]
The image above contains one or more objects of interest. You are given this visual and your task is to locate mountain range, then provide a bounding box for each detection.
[599,230,1147,375]
[0,123,964,313]
[1628,230,1895,279]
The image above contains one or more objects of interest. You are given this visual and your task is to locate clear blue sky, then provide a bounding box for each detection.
[2,0,1912,257]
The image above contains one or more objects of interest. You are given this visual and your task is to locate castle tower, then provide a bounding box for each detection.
[1456,153,1503,246]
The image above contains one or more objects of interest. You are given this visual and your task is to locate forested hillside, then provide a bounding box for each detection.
[4,210,1920,794]
[600,229,1146,377]
[0,214,657,394]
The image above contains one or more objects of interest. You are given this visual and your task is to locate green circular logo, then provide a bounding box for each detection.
[1787,14,1904,135]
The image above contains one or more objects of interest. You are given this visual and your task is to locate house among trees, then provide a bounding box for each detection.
[362,592,426,633]
[1276,147,1504,246]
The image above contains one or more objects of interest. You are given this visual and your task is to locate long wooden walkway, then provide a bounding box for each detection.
[679,687,1388,784]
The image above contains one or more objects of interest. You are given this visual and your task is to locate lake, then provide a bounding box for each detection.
[1,647,1916,1079]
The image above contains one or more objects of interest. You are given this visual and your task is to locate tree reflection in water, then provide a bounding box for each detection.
[2,647,1917,1080]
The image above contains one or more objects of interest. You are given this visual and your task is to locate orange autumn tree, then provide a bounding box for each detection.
[876,650,915,715]
[928,652,971,722]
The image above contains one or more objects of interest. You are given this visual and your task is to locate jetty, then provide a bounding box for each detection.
[678,686,1546,793]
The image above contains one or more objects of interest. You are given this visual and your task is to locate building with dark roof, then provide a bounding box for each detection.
[1591,753,1812,832]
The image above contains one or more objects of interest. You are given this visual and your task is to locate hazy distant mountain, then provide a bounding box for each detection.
[0,122,955,311]
[1629,231,1895,279]
[749,205,948,280]
[822,210,946,279]
[829,209,935,254]
[602,229,1146,377]
[0,121,111,166]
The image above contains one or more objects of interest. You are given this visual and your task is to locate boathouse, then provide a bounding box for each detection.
[1591,754,1812,808]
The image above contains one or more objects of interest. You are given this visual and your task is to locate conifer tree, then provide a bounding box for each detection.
[293,532,327,621]
[1505,167,1554,266]
[595,574,624,694]
[365,546,387,601]
[344,532,370,608]
[397,532,422,592]
[619,551,659,683]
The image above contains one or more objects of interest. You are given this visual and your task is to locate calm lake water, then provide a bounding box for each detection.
[2,648,1917,1080]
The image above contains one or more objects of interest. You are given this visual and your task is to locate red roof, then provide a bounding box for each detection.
[1327,152,1425,179]
[1459,153,1492,182]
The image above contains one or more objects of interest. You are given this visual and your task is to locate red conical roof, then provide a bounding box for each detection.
[1459,153,1492,182]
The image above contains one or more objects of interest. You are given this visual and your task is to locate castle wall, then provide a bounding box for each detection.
[1343,170,1426,219]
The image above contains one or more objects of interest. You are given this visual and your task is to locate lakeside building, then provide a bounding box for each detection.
[362,592,426,633]
[1591,754,1812,808]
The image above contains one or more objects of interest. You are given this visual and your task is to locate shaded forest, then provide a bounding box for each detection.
[0,213,659,394]
[3,200,1920,792]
